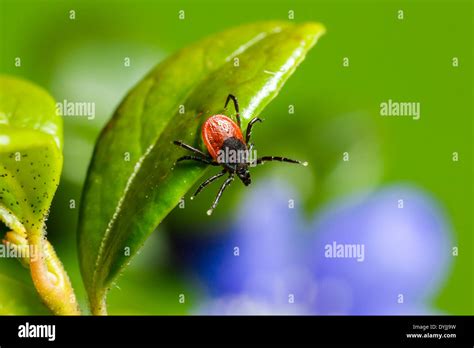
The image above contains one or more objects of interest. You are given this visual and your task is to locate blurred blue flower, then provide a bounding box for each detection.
[309,185,452,314]
[176,180,453,315]
[178,182,315,314]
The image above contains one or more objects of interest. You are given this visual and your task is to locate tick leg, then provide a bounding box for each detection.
[254,156,308,166]
[245,117,262,143]
[192,169,226,199]
[246,143,258,164]
[173,140,208,157]
[225,94,241,129]
[177,155,219,166]
[207,173,235,216]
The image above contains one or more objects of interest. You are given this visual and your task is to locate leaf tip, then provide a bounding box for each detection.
[296,22,327,46]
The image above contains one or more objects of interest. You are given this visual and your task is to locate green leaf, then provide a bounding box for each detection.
[0,76,81,315]
[78,21,325,313]
[0,75,62,239]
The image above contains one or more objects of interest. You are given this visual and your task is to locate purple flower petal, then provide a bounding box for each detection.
[309,185,453,313]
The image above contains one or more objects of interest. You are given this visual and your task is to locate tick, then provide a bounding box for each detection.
[174,94,308,215]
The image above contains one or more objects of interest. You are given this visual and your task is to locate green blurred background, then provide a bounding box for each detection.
[0,0,472,314]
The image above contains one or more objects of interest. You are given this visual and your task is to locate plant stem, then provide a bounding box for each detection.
[5,230,81,315]
[90,290,108,315]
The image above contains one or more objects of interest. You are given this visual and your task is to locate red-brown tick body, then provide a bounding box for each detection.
[173,94,307,215]
[202,114,245,161]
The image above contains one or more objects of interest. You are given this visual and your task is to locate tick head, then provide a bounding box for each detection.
[236,164,251,186]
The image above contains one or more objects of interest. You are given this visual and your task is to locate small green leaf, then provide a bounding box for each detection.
[0,75,62,239]
[78,21,325,314]
[0,75,80,315]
